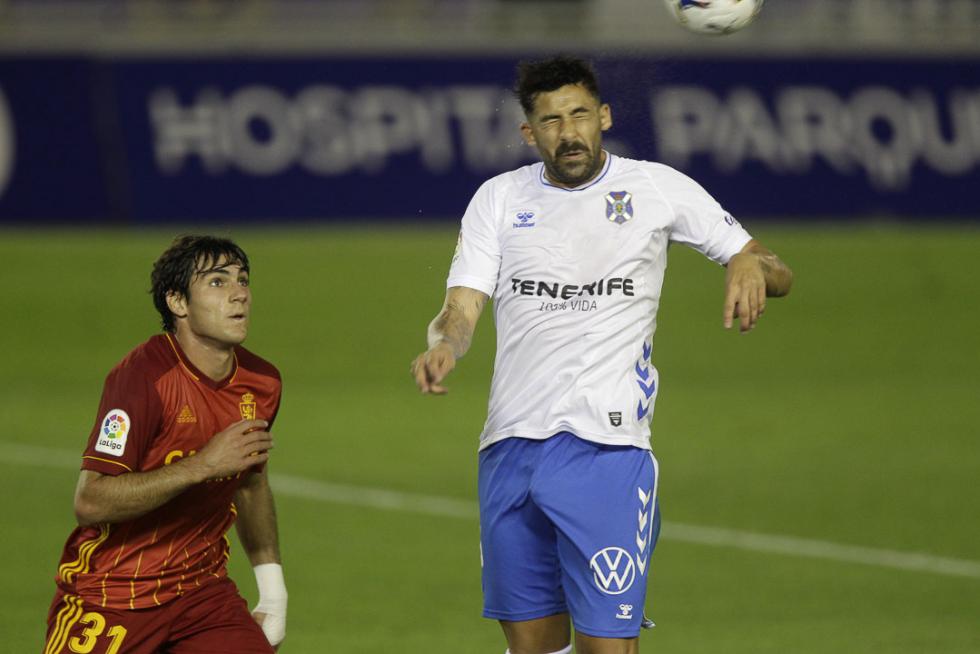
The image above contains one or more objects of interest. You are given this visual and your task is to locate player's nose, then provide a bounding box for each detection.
[558,119,577,141]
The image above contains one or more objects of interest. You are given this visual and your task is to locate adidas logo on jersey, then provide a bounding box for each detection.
[176,405,197,424]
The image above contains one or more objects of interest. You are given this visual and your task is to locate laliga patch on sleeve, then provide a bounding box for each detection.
[95,409,130,457]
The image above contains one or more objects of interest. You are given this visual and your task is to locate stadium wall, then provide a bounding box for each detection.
[1,55,978,223]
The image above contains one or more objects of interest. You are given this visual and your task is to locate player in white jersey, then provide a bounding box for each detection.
[412,56,792,654]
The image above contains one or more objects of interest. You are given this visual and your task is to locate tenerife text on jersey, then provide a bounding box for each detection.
[511,277,635,299]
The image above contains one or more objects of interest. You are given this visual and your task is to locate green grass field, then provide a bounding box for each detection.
[1,224,978,653]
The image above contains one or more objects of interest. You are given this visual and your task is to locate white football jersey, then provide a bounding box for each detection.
[448,153,752,451]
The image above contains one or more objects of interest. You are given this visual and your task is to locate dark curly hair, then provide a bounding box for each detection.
[514,55,601,115]
[150,235,250,332]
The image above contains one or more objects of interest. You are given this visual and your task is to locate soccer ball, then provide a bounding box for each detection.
[663,0,764,35]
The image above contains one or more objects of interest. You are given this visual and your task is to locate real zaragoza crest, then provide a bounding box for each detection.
[605,191,633,225]
[239,392,257,420]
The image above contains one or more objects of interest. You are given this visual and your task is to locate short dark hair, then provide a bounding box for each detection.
[514,55,601,115]
[150,235,250,332]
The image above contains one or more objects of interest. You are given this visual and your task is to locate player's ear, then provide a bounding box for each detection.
[600,103,612,132]
[520,121,536,146]
[166,291,188,321]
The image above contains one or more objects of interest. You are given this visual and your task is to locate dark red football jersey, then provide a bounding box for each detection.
[54,333,282,610]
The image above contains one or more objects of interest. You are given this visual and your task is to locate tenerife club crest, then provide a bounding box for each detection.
[605,191,633,225]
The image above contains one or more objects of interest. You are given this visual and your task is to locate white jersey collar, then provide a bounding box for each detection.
[538,151,613,192]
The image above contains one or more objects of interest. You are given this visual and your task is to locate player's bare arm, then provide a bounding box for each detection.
[73,418,272,526]
[411,285,488,394]
[724,239,793,333]
[235,467,287,649]
[235,467,282,565]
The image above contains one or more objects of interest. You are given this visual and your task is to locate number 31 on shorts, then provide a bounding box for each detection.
[68,612,127,654]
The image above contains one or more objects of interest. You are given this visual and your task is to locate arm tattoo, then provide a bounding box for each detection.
[430,295,485,357]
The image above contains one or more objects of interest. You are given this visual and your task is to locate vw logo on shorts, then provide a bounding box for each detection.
[590,546,636,595]
[0,87,14,201]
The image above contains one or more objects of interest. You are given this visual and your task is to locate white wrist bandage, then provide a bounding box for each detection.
[253,563,287,646]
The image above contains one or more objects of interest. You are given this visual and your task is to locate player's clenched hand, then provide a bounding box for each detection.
[411,342,456,394]
[192,419,272,480]
[723,251,767,333]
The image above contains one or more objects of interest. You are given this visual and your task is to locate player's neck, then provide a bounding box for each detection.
[172,328,236,381]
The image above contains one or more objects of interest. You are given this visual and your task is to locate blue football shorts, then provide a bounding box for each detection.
[478,432,661,638]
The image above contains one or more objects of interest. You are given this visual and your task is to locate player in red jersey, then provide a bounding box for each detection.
[43,236,288,654]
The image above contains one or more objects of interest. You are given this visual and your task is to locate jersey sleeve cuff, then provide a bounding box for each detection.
[714,227,753,266]
[446,275,496,297]
[81,455,133,475]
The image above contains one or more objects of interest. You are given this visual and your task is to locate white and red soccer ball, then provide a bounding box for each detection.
[663,0,765,35]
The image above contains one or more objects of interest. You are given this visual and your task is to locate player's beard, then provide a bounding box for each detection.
[543,141,604,188]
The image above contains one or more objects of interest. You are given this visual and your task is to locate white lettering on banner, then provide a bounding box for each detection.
[226,86,298,175]
[0,87,15,201]
[652,85,980,191]
[150,85,536,177]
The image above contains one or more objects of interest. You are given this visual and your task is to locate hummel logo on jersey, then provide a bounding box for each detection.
[617,604,634,620]
[511,277,635,300]
[513,211,536,228]
[176,405,197,424]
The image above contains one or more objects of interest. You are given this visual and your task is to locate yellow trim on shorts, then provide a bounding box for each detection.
[43,595,84,654]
